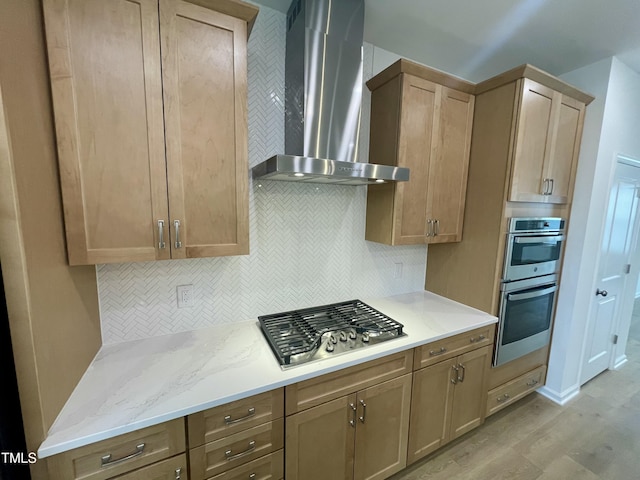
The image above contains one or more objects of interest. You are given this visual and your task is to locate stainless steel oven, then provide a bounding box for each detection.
[503,217,565,282]
[494,274,558,366]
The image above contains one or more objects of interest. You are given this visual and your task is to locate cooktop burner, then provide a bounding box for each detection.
[259,300,405,368]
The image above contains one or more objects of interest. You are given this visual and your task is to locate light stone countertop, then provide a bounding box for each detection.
[38,290,497,458]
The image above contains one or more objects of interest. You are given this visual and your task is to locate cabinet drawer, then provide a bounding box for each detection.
[414,325,495,370]
[486,365,546,417]
[189,420,284,480]
[206,450,283,480]
[111,454,188,479]
[47,418,186,480]
[285,350,413,414]
[188,389,284,447]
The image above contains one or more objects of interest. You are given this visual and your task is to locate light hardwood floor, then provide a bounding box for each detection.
[393,304,640,480]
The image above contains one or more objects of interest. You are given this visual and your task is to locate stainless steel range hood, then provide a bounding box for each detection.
[252,0,409,185]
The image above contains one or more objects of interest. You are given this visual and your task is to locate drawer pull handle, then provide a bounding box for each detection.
[101,443,145,467]
[224,407,256,425]
[225,440,256,461]
[470,334,486,343]
[526,379,539,387]
[429,347,447,356]
[249,474,256,480]
[175,467,182,480]
[496,393,511,403]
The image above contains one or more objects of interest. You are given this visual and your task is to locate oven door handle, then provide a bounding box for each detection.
[507,285,557,302]
[514,235,565,244]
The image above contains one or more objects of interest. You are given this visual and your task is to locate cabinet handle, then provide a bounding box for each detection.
[496,393,511,403]
[224,407,256,425]
[549,178,554,194]
[174,220,182,248]
[451,364,459,384]
[249,474,256,480]
[158,220,166,249]
[429,347,447,356]
[470,334,486,343]
[426,219,433,237]
[542,178,548,195]
[359,399,367,423]
[225,440,256,461]
[526,379,539,387]
[458,363,466,383]
[434,219,440,236]
[175,467,182,480]
[349,402,356,427]
[101,443,145,467]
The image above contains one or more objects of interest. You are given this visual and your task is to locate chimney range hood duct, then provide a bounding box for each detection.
[252,0,409,185]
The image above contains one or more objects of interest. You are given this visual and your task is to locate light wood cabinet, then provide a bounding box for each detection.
[111,454,188,479]
[46,418,186,480]
[407,345,491,465]
[509,78,586,204]
[286,374,412,480]
[486,365,546,417]
[43,0,257,265]
[365,59,475,246]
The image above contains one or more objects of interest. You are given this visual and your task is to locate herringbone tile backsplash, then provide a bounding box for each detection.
[97,7,427,344]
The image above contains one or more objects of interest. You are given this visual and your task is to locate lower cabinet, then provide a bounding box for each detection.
[111,454,188,479]
[407,345,492,465]
[486,365,547,417]
[285,374,412,480]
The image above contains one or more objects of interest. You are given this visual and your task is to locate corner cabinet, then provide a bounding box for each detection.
[509,78,586,204]
[365,59,475,246]
[43,0,257,265]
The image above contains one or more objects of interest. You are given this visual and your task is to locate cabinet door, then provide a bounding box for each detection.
[406,358,456,465]
[392,75,438,245]
[426,87,474,243]
[161,0,249,259]
[285,395,356,480]
[43,0,170,265]
[544,95,585,204]
[449,345,491,440]
[353,374,412,480]
[508,79,555,202]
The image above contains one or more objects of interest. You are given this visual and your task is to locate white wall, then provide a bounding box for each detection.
[96,9,428,344]
[541,57,640,404]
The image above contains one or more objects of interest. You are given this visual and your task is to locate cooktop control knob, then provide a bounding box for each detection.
[339,331,347,342]
[326,342,335,352]
[329,334,337,344]
[362,332,370,343]
[349,329,357,340]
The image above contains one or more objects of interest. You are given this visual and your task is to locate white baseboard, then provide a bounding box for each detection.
[613,355,628,369]
[537,384,581,406]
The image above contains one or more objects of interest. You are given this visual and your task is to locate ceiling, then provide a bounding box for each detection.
[253,0,640,82]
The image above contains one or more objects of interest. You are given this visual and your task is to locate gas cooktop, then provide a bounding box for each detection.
[258,300,405,368]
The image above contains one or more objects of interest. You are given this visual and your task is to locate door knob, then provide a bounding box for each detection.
[596,289,608,297]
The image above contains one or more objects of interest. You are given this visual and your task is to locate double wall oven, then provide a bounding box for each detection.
[494,218,565,366]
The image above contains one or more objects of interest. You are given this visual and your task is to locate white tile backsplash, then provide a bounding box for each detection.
[97,9,427,344]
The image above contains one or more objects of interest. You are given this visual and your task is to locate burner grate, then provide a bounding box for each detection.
[259,300,404,366]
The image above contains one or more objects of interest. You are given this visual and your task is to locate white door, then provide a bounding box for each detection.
[581,157,640,384]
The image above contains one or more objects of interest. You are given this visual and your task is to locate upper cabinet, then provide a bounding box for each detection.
[508,78,587,203]
[365,60,475,246]
[43,0,257,265]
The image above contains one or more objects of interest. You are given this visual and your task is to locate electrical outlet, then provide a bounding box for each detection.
[176,284,194,308]
[394,262,403,279]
